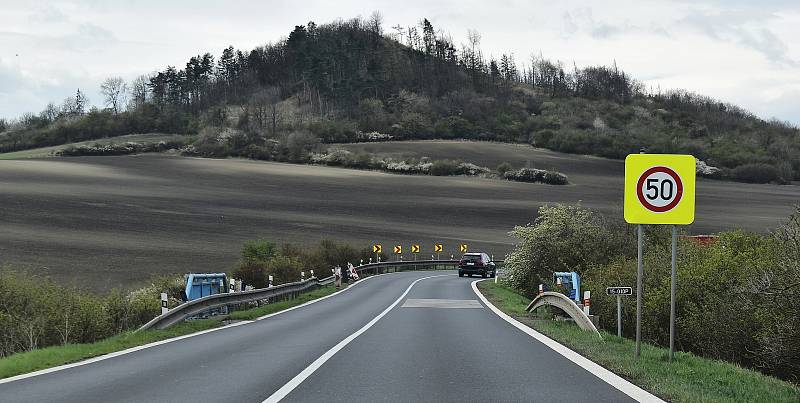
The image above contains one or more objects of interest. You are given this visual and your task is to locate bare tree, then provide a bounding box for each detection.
[251,87,282,137]
[41,102,59,122]
[128,74,149,110]
[100,77,127,114]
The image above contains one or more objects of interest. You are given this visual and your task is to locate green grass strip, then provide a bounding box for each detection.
[228,283,343,320]
[0,283,341,380]
[477,281,800,403]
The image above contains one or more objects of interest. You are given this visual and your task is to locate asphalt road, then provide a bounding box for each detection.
[0,271,643,403]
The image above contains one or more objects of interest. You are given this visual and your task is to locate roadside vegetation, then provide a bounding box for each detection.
[0,283,348,380]
[309,149,568,184]
[0,238,383,366]
[477,281,800,403]
[501,203,800,383]
[1,15,796,184]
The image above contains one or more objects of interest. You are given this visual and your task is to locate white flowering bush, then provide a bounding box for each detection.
[457,162,492,176]
[58,141,185,157]
[696,158,721,176]
[504,168,568,185]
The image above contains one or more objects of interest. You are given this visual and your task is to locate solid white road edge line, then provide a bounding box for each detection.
[262,274,450,403]
[471,279,665,403]
[0,271,391,385]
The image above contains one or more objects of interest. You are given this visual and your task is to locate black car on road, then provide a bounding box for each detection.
[458,252,496,278]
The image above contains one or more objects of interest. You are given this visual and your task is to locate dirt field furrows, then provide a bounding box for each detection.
[1,142,798,290]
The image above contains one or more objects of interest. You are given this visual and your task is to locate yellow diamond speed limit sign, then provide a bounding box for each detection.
[624,154,696,225]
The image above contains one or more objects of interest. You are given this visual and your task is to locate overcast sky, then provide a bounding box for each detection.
[1,0,798,124]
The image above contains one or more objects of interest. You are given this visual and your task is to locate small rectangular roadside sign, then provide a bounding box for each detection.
[606,287,633,296]
[607,286,632,338]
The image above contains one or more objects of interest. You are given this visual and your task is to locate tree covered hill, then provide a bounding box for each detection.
[1,14,798,183]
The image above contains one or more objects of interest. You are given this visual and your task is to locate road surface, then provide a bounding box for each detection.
[0,271,649,402]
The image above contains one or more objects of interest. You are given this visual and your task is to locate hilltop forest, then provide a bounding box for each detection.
[1,14,798,183]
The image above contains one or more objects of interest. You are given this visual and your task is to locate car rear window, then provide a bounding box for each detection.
[462,254,482,262]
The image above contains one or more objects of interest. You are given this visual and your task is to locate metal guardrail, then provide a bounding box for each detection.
[137,259,504,331]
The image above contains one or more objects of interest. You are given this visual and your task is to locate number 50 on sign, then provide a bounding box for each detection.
[624,154,696,225]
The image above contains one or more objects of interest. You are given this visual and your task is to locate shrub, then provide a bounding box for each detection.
[429,159,459,176]
[496,162,514,176]
[730,163,780,184]
[503,204,633,296]
[0,268,177,358]
[504,168,569,185]
[241,240,277,263]
[232,260,269,289]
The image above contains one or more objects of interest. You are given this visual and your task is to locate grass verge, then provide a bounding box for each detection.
[0,283,341,380]
[228,283,344,320]
[477,280,800,403]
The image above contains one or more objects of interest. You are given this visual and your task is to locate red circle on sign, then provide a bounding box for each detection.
[636,166,683,212]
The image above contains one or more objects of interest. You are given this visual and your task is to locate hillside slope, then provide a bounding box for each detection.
[1,142,798,290]
[1,15,797,183]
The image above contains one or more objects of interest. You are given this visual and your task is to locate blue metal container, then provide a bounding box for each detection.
[185,273,228,301]
[553,271,581,302]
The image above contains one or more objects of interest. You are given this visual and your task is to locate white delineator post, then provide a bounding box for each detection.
[229,279,235,293]
[268,275,274,288]
[160,292,168,315]
[583,290,591,315]
[310,270,314,278]
[538,284,544,296]
[301,272,305,281]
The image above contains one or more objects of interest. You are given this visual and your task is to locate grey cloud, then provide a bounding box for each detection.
[678,10,797,67]
[28,5,70,23]
[561,8,669,39]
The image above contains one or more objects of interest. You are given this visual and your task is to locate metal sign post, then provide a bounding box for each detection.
[624,153,696,360]
[606,287,632,338]
[670,225,678,362]
[617,295,622,337]
[636,224,643,357]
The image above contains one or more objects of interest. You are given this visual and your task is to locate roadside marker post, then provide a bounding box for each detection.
[583,291,591,315]
[411,244,420,261]
[538,284,544,295]
[268,275,274,288]
[434,243,443,260]
[606,287,633,337]
[229,279,235,293]
[301,272,305,281]
[160,292,168,315]
[310,270,314,278]
[625,153,695,360]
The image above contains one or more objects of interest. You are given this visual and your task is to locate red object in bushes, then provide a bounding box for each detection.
[686,235,718,246]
